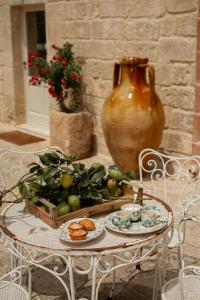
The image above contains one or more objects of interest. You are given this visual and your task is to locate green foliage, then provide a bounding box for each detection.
[19,151,135,210]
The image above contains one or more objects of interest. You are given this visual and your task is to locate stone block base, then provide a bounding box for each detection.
[50,110,93,159]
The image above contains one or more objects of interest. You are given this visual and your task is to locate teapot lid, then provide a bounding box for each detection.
[121,57,148,65]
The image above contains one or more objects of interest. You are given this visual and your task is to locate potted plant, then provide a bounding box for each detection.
[28,42,92,159]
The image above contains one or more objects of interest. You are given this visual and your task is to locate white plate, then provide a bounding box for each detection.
[59,218,104,244]
[105,200,169,235]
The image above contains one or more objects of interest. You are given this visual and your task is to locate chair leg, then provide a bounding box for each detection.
[107,257,116,300]
[178,244,184,270]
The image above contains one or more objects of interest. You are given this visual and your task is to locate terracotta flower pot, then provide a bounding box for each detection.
[102,57,164,174]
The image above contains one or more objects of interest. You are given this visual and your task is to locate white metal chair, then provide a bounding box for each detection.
[0,265,31,300]
[138,148,200,269]
[161,265,200,300]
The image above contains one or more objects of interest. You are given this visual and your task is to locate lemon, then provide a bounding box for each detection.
[108,169,123,181]
[60,174,73,188]
[107,179,117,189]
[68,195,81,212]
[91,162,104,170]
[40,205,49,213]
[57,201,70,216]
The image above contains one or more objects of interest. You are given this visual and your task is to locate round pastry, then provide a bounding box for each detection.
[68,222,84,232]
[69,229,88,240]
[79,219,96,231]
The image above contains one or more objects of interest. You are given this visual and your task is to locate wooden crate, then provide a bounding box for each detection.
[25,196,133,229]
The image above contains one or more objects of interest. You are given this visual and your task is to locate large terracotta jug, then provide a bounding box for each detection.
[102,57,164,174]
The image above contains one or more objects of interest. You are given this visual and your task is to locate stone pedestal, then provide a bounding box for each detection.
[50,109,93,159]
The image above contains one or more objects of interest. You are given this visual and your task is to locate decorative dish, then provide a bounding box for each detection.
[59,218,104,244]
[105,200,168,235]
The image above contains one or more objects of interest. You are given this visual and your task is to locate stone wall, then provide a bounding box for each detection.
[0,0,198,157]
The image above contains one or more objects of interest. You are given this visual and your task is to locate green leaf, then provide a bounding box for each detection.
[72,162,85,172]
[38,154,51,166]
[18,182,29,197]
[90,169,106,184]
[78,172,89,188]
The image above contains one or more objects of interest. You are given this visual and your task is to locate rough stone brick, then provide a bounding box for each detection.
[158,38,196,63]
[125,20,159,41]
[164,107,193,133]
[125,41,157,62]
[161,129,192,155]
[65,1,97,19]
[159,17,173,37]
[95,134,110,157]
[3,68,14,96]
[172,64,191,85]
[129,0,166,18]
[93,115,104,136]
[94,78,112,99]
[50,110,93,159]
[46,22,65,48]
[98,0,128,18]
[0,4,9,21]
[173,13,197,36]
[46,1,66,21]
[164,0,197,13]
[1,22,12,52]
[92,19,124,40]
[84,94,105,116]
[73,40,125,60]
[84,60,113,80]
[159,86,195,111]
[155,64,172,86]
[189,63,196,86]
[64,20,91,39]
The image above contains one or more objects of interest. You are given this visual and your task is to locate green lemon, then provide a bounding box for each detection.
[60,174,73,188]
[68,195,81,212]
[108,169,123,181]
[40,205,49,213]
[107,179,117,189]
[57,201,70,216]
[91,162,104,170]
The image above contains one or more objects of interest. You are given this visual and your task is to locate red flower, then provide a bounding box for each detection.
[48,86,56,97]
[71,73,78,81]
[29,76,40,86]
[58,92,64,99]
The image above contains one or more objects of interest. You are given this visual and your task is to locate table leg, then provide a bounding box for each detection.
[68,256,76,300]
[91,256,97,300]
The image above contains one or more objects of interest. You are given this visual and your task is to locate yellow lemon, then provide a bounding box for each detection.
[60,174,73,188]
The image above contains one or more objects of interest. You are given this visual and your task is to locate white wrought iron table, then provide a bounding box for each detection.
[0,199,173,300]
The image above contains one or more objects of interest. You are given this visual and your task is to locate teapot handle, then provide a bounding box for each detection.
[147,64,155,106]
[113,63,120,89]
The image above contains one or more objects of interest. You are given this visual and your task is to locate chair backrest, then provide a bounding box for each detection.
[0,146,62,203]
[179,265,200,300]
[138,148,200,225]
[0,266,30,300]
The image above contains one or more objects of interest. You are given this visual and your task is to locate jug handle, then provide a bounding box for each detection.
[147,64,155,106]
[113,63,120,89]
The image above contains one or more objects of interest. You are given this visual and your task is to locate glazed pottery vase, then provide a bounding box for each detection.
[102,57,164,174]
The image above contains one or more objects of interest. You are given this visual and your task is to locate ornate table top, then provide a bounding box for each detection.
[0,199,173,256]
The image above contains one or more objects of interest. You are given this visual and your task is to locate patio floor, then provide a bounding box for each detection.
[0,123,200,300]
